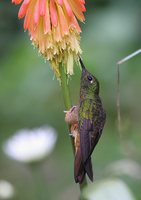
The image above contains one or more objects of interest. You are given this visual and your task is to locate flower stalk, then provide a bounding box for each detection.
[60,63,88,199]
[59,64,75,153]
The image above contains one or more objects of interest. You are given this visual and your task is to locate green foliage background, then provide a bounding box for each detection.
[0,0,141,199]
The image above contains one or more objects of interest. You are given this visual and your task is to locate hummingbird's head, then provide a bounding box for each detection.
[79,58,99,97]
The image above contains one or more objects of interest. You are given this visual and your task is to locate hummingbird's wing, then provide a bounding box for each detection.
[79,99,95,164]
[78,121,94,181]
[74,144,93,183]
[79,98,106,165]
[74,147,85,183]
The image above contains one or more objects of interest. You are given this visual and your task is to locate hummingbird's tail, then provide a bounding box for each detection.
[84,157,93,182]
[74,147,93,183]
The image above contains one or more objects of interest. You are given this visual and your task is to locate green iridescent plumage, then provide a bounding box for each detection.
[74,58,106,183]
[79,100,95,120]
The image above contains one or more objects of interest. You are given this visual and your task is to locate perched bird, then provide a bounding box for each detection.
[75,58,106,183]
[65,59,106,184]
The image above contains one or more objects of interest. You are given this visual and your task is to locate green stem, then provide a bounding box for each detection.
[59,64,75,153]
[60,64,88,199]
[28,164,49,200]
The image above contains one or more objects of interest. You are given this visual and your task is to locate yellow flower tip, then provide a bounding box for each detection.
[67,54,74,75]
[12,0,86,78]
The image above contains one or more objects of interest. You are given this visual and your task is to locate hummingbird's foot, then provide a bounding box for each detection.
[69,133,74,137]
[65,105,79,124]
[64,110,68,113]
[64,106,76,113]
[70,106,77,112]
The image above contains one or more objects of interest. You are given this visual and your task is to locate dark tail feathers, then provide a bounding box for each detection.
[74,148,93,183]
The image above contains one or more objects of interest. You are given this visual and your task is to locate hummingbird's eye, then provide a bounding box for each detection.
[87,75,93,82]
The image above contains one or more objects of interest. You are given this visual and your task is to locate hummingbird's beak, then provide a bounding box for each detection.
[79,57,86,70]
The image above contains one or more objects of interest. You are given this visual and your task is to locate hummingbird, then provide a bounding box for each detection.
[74,58,106,183]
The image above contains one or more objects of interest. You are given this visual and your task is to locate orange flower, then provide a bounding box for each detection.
[12,0,86,78]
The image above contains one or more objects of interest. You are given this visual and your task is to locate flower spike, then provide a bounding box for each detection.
[12,0,86,79]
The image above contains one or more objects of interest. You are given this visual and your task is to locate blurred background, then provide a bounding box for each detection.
[0,0,141,199]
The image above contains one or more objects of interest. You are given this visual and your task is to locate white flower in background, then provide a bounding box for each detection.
[105,159,141,180]
[83,179,136,200]
[3,126,57,163]
[0,180,15,199]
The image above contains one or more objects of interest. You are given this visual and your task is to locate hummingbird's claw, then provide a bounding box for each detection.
[69,133,74,137]
[64,110,68,113]
[64,106,77,114]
